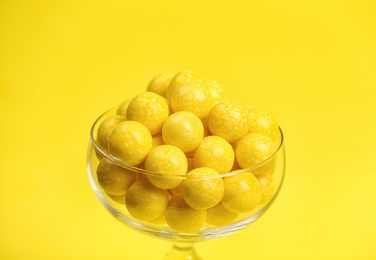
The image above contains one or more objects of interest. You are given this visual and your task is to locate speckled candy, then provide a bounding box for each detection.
[116,99,132,118]
[193,136,234,174]
[97,115,126,150]
[222,172,261,213]
[126,179,169,221]
[145,145,188,189]
[208,101,249,143]
[108,121,152,166]
[166,70,201,100]
[127,92,169,135]
[147,72,174,98]
[206,203,239,226]
[248,107,278,140]
[182,167,224,210]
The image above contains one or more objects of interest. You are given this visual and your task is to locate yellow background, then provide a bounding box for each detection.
[1,0,375,259]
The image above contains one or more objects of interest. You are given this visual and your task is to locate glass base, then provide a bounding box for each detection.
[163,243,202,260]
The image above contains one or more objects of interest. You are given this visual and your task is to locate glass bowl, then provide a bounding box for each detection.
[87,107,285,259]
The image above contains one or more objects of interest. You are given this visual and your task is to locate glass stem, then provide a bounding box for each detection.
[163,242,202,260]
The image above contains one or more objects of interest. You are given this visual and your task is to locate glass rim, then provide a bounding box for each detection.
[90,107,284,179]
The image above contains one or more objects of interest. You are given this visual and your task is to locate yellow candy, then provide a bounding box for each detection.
[97,115,126,150]
[165,194,206,233]
[248,107,278,140]
[166,70,201,100]
[147,72,174,97]
[127,92,169,135]
[258,174,276,204]
[208,101,249,143]
[108,121,152,166]
[126,179,169,221]
[187,157,194,172]
[116,99,132,118]
[206,203,239,226]
[222,172,261,213]
[162,111,204,153]
[170,84,215,120]
[145,145,187,189]
[182,167,224,210]
[148,212,166,225]
[193,136,234,174]
[205,78,226,104]
[235,133,277,176]
[168,183,183,196]
[97,158,138,195]
[108,193,126,205]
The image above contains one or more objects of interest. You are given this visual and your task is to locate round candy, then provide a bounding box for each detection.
[145,145,188,189]
[126,179,169,221]
[127,92,169,135]
[208,100,249,143]
[152,134,165,148]
[97,158,138,195]
[248,107,278,140]
[165,194,206,233]
[148,212,166,225]
[117,99,132,118]
[147,72,174,97]
[182,167,224,210]
[235,133,277,176]
[222,172,261,213]
[206,203,239,226]
[193,136,234,174]
[97,115,126,150]
[162,111,204,153]
[170,84,215,120]
[166,70,201,100]
[108,121,152,166]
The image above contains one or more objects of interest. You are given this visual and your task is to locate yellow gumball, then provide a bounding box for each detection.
[126,179,169,221]
[208,100,249,143]
[148,212,167,225]
[97,158,138,195]
[108,121,152,166]
[205,78,226,104]
[162,111,204,153]
[152,134,165,148]
[97,115,126,150]
[127,92,169,135]
[235,133,277,176]
[193,136,234,174]
[170,84,215,120]
[182,167,224,210]
[222,172,261,213]
[248,107,278,140]
[206,203,239,226]
[165,194,206,233]
[145,145,188,189]
[116,98,132,118]
[147,72,174,97]
[166,70,201,100]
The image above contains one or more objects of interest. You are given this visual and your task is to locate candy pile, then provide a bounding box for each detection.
[95,70,279,232]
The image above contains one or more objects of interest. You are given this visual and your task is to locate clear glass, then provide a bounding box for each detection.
[87,107,286,259]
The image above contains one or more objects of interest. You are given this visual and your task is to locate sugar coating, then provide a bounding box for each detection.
[126,179,169,221]
[166,70,201,100]
[127,92,169,135]
[206,203,239,226]
[182,167,224,210]
[201,116,212,137]
[145,145,188,189]
[170,84,216,120]
[108,121,152,166]
[248,107,278,140]
[222,172,261,213]
[147,72,174,97]
[97,158,138,195]
[193,136,234,174]
[208,101,249,143]
[152,135,165,148]
[162,111,204,153]
[235,133,277,176]
[165,194,206,233]
[117,99,132,118]
[258,174,276,204]
[97,115,126,150]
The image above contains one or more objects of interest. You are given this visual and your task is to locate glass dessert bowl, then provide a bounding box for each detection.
[87,107,286,260]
